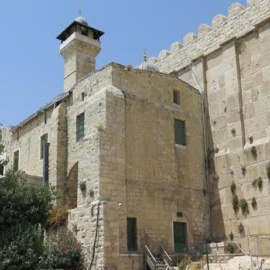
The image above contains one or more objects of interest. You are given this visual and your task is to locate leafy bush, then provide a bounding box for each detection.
[252,178,258,188]
[0,171,56,232]
[79,181,86,191]
[238,223,244,234]
[240,198,249,214]
[251,146,257,159]
[266,163,270,180]
[178,255,192,270]
[88,188,95,198]
[0,225,45,270]
[47,205,68,227]
[45,229,84,270]
[241,166,246,176]
[0,171,56,269]
[251,197,257,209]
[232,194,239,212]
[225,241,235,254]
[230,181,236,194]
[258,177,263,190]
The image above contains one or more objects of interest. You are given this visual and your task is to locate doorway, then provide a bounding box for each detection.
[173,222,187,253]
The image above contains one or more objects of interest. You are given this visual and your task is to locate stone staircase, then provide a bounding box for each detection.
[154,257,168,270]
[145,245,173,270]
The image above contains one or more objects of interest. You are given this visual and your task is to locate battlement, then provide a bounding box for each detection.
[148,0,270,73]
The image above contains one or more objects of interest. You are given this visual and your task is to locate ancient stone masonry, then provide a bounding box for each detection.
[150,0,270,75]
[4,1,270,268]
[3,58,210,270]
[146,0,270,253]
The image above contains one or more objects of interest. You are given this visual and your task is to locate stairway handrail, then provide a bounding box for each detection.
[145,245,157,263]
[161,247,173,268]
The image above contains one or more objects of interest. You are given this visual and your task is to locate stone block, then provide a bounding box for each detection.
[228,2,245,18]
[212,14,227,28]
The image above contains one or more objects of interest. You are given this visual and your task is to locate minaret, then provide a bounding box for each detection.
[57,15,104,92]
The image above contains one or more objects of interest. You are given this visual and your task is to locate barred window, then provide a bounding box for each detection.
[76,113,85,141]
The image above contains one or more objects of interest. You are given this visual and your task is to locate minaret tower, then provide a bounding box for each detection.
[57,14,104,91]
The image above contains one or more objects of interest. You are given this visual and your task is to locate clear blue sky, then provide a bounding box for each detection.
[0,0,246,126]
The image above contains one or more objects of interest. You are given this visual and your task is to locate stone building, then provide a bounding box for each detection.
[149,0,270,255]
[2,14,209,270]
[3,0,270,268]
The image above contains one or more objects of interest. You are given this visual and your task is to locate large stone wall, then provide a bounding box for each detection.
[97,66,209,270]
[4,105,63,184]
[65,67,113,268]
[147,0,270,251]
[150,0,270,75]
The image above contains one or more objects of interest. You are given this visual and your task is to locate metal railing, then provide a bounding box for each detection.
[145,245,157,270]
[161,247,173,269]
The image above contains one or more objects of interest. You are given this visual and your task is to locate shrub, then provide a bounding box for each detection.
[178,255,192,270]
[251,146,257,159]
[0,171,56,231]
[229,232,234,241]
[258,177,263,190]
[251,197,257,209]
[252,179,257,188]
[0,171,56,269]
[96,125,104,132]
[230,181,236,194]
[241,166,246,176]
[88,189,95,198]
[225,241,235,254]
[46,229,84,270]
[232,194,239,212]
[47,205,68,227]
[266,163,270,180]
[79,181,86,191]
[238,223,244,234]
[0,225,45,270]
[249,136,253,144]
[231,128,236,136]
[240,198,249,214]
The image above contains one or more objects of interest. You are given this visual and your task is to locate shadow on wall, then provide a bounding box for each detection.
[206,108,226,242]
[66,162,78,209]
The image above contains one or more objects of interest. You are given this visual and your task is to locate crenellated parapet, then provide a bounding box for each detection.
[146,0,270,74]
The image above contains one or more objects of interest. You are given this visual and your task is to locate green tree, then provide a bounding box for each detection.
[0,171,56,270]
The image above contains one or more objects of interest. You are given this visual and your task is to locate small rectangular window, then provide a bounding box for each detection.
[127,218,137,252]
[174,119,186,146]
[13,150,19,172]
[44,112,47,124]
[40,134,48,159]
[173,90,180,105]
[76,113,85,141]
[81,92,86,101]
[0,165,4,176]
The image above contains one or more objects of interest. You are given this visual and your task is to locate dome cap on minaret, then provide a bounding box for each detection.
[75,15,88,26]
[137,50,159,72]
[56,14,104,43]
